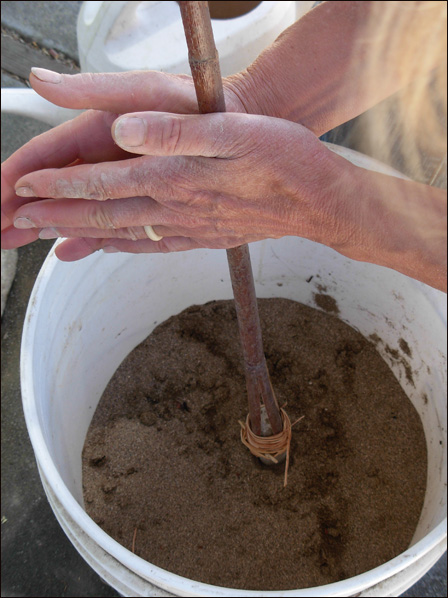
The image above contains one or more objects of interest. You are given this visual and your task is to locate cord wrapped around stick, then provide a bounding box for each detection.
[239,410,304,487]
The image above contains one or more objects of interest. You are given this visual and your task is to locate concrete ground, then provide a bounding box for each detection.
[1,2,446,596]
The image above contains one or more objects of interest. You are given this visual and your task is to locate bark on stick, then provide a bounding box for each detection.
[178,1,283,435]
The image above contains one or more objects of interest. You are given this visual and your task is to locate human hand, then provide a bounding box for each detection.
[4,103,343,261]
[1,69,247,253]
[2,71,445,291]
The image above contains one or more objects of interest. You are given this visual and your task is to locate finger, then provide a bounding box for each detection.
[38,224,172,241]
[54,230,266,261]
[13,154,180,202]
[12,197,180,230]
[1,225,39,249]
[2,111,128,228]
[112,111,259,158]
[13,194,220,240]
[13,113,264,202]
[54,236,199,261]
[30,69,199,115]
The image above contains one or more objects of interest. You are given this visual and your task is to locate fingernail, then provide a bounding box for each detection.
[14,217,35,229]
[39,228,59,240]
[103,246,120,253]
[114,117,146,147]
[31,67,62,84]
[15,186,36,197]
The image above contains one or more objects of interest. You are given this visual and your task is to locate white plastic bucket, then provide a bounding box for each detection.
[22,147,446,597]
[77,1,314,76]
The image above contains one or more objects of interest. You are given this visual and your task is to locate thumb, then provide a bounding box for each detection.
[112,111,255,158]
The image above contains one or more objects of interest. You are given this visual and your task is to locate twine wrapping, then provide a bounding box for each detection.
[239,409,304,487]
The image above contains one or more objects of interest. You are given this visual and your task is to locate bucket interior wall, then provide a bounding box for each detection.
[25,236,446,556]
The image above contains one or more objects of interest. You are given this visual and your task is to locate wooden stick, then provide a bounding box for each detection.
[178,1,283,436]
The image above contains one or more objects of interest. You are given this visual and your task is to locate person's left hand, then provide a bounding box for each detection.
[4,109,345,261]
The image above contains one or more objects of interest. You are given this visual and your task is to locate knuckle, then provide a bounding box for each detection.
[85,166,110,200]
[50,168,111,201]
[160,168,191,199]
[180,190,204,209]
[126,227,142,241]
[158,239,172,253]
[89,203,116,229]
[212,219,226,234]
[84,180,105,200]
[162,156,207,194]
[81,72,98,92]
[129,159,152,195]
[161,116,183,155]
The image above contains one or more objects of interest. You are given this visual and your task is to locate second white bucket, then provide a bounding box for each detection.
[77,1,314,76]
[22,149,446,596]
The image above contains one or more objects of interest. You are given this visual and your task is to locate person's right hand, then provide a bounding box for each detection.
[1,69,247,250]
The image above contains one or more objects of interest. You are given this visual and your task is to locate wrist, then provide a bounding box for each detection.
[328,158,447,291]
[282,142,359,247]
